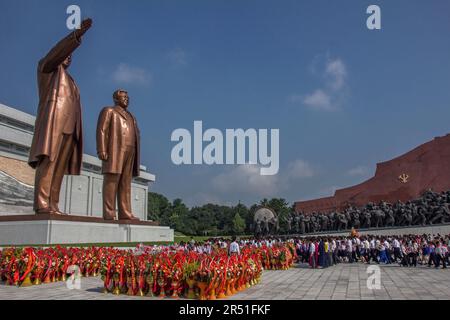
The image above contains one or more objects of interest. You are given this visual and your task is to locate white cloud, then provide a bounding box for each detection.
[347,165,370,176]
[326,58,347,91]
[286,159,315,179]
[185,192,232,207]
[290,56,348,112]
[212,165,279,197]
[167,48,187,66]
[302,89,333,111]
[112,63,152,86]
[209,159,315,202]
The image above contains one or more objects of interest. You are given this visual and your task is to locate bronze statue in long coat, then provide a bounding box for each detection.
[97,90,141,220]
[28,19,92,214]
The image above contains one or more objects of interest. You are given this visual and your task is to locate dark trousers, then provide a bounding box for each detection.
[323,252,330,268]
[436,255,447,268]
[362,249,370,263]
[369,249,379,263]
[401,255,409,266]
[407,253,417,267]
[428,253,436,267]
[301,252,308,263]
[348,251,353,263]
[393,248,402,262]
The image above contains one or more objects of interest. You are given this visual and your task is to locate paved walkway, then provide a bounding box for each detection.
[1,263,449,300]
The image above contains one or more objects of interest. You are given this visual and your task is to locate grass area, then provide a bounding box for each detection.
[0,235,252,248]
[174,231,186,237]
[173,236,215,244]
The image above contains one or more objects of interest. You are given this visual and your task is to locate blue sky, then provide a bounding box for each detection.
[1,0,450,207]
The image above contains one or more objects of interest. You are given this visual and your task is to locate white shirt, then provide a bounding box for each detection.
[364,240,370,249]
[393,239,400,248]
[229,241,240,254]
[347,240,353,252]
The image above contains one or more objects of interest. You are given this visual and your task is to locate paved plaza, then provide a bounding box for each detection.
[1,263,449,300]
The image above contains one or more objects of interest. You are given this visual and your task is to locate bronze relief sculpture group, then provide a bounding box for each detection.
[28,18,140,221]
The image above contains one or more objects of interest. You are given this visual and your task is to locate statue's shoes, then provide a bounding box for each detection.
[36,208,52,215]
[50,210,68,215]
[119,216,140,221]
[49,205,68,215]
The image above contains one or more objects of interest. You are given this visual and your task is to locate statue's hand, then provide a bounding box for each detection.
[76,18,93,38]
[98,152,108,161]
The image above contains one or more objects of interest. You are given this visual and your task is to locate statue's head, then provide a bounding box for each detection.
[113,89,129,109]
[62,55,72,69]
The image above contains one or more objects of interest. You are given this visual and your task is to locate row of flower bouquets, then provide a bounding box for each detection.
[0,244,295,299]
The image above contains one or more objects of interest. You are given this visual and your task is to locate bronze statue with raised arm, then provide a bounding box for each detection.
[28,19,93,215]
[96,90,141,221]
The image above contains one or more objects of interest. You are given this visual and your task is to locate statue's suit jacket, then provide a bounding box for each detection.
[96,106,141,177]
[28,31,83,174]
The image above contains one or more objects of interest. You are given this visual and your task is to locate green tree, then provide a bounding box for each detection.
[147,191,258,236]
[231,212,246,235]
[147,192,170,221]
[234,203,250,234]
[159,198,191,233]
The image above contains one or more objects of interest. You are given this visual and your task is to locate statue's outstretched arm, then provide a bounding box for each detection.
[39,18,92,73]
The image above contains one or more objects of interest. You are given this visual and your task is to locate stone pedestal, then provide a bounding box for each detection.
[0,214,174,246]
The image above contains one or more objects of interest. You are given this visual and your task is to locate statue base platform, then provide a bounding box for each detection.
[0,214,174,246]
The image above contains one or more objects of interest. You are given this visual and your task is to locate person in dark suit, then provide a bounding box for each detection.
[29,19,92,214]
[96,90,141,220]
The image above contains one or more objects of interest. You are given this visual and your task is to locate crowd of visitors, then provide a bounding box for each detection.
[137,233,449,271]
[293,234,449,269]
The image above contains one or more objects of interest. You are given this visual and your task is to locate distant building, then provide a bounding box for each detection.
[0,103,155,220]
[295,134,450,214]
